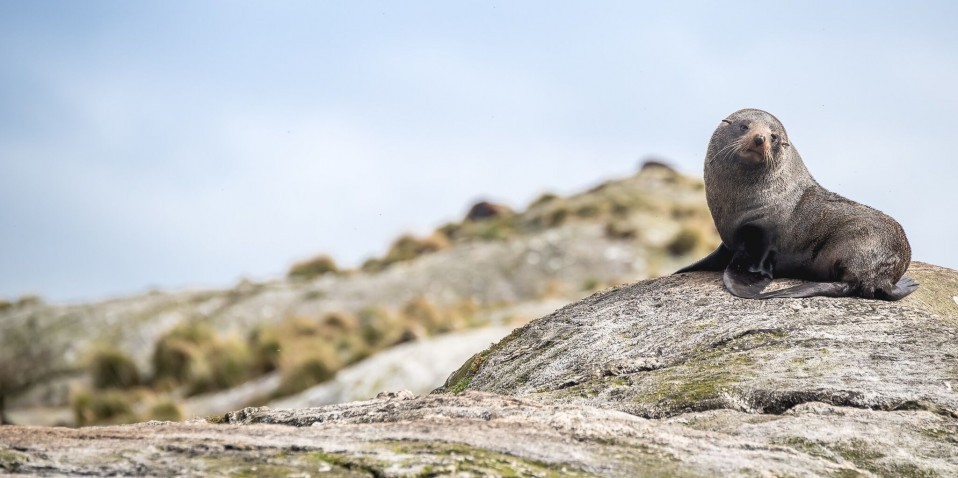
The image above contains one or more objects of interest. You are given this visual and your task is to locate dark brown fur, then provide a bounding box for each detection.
[678,108,915,300]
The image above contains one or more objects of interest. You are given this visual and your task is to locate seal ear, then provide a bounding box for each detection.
[721,119,732,125]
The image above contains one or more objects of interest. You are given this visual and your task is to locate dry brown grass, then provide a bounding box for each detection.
[288,254,339,280]
[89,346,141,390]
[151,322,255,396]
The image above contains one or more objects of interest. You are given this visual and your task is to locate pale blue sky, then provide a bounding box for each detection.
[2,1,956,302]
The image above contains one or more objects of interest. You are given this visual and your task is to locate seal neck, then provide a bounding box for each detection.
[705,148,817,243]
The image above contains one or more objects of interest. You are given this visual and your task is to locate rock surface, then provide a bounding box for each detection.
[450,262,958,418]
[2,262,957,476]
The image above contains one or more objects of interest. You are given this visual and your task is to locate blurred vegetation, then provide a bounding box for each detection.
[667,226,704,256]
[582,277,602,292]
[362,233,450,272]
[151,322,254,396]
[396,234,450,261]
[89,347,141,390]
[288,255,339,280]
[15,295,44,308]
[73,389,185,426]
[529,192,559,209]
[73,390,136,426]
[65,291,490,426]
[259,314,349,397]
[148,398,184,422]
[604,218,638,240]
[15,164,719,426]
[357,306,401,348]
[359,200,519,272]
[305,165,717,276]
[274,354,337,398]
[0,317,77,425]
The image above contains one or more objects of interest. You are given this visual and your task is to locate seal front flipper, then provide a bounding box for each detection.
[723,249,773,298]
[722,225,776,298]
[675,244,732,274]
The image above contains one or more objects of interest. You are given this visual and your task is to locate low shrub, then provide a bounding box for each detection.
[288,254,338,280]
[147,398,183,422]
[360,258,386,273]
[529,192,559,209]
[357,307,400,347]
[187,339,252,395]
[274,350,337,397]
[400,296,444,333]
[73,390,136,426]
[667,226,703,256]
[248,326,281,375]
[151,322,255,396]
[604,219,637,240]
[384,233,449,264]
[152,323,213,384]
[89,347,140,389]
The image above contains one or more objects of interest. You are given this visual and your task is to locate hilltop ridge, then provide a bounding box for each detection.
[1,161,719,426]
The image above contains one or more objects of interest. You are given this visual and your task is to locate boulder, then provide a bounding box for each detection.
[2,262,956,476]
[446,262,958,420]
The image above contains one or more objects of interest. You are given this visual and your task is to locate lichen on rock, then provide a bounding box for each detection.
[457,262,958,421]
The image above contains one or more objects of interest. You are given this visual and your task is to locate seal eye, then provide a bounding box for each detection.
[739,124,748,132]
[771,134,779,143]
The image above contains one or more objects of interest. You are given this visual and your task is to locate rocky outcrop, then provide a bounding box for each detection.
[0,392,849,477]
[3,262,956,476]
[446,262,958,418]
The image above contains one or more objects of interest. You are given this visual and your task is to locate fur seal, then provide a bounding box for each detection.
[677,108,918,301]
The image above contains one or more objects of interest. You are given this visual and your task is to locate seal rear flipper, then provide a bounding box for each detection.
[674,244,732,274]
[756,282,853,299]
[876,276,919,301]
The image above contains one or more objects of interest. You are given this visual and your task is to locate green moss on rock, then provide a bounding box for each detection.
[435,326,525,394]
[326,440,597,478]
[199,451,365,478]
[907,263,958,318]
[775,437,838,462]
[821,438,936,478]
[0,449,28,472]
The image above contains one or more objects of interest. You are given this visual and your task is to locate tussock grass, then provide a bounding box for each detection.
[288,255,339,280]
[89,346,140,389]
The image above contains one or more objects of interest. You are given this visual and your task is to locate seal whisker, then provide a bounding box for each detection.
[717,137,742,162]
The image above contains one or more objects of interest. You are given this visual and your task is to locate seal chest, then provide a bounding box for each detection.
[677,108,917,301]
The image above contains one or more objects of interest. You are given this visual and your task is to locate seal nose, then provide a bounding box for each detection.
[753,135,766,147]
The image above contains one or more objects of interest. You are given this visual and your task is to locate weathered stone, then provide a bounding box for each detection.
[2,262,956,476]
[451,262,958,422]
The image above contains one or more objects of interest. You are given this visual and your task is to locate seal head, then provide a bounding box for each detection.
[710,108,790,166]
